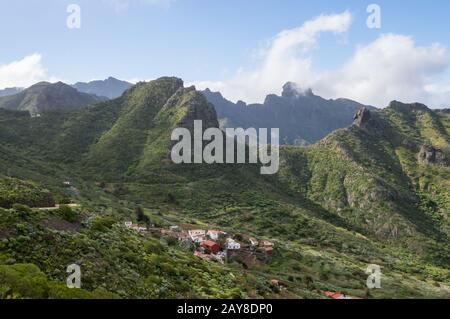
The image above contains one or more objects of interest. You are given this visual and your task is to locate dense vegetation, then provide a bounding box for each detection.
[0,81,106,115]
[0,77,449,299]
[0,177,54,209]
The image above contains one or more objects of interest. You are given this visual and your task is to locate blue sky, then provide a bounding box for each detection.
[1,0,450,107]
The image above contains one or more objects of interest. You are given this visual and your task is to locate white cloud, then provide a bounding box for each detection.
[194,12,450,108]
[194,11,353,103]
[0,54,59,89]
[316,34,449,107]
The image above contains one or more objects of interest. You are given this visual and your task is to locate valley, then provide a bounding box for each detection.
[0,77,449,299]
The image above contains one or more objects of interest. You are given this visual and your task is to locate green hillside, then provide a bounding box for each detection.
[0,82,106,116]
[0,177,54,209]
[0,77,449,299]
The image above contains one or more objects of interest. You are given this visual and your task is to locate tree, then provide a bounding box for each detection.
[135,206,150,225]
[58,205,78,223]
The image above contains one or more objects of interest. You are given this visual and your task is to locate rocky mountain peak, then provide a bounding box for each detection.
[353,107,372,127]
[177,91,219,131]
[388,100,430,114]
[281,82,314,98]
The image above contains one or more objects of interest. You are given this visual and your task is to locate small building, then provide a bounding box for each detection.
[216,251,226,260]
[188,229,206,243]
[207,230,226,241]
[126,222,147,233]
[269,279,280,286]
[260,246,273,255]
[124,221,133,228]
[177,231,189,242]
[260,240,274,247]
[248,237,259,246]
[170,225,180,232]
[226,238,241,250]
[201,240,220,254]
[322,291,347,299]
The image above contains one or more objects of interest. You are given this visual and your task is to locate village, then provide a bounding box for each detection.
[123,220,361,299]
[123,221,275,267]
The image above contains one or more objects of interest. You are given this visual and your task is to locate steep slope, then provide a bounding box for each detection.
[1,78,450,298]
[203,82,371,145]
[72,77,132,99]
[277,102,449,251]
[0,82,106,115]
[63,77,218,180]
[0,176,54,208]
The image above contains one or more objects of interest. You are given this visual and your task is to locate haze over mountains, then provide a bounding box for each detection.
[203,82,373,145]
[0,77,376,145]
[72,77,133,99]
[0,87,23,97]
[0,82,107,115]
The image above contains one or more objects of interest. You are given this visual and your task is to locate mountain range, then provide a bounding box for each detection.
[0,77,449,299]
[72,77,133,99]
[202,82,373,145]
[0,87,23,97]
[0,82,106,115]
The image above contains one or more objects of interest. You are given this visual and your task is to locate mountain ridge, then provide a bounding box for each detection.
[0,81,107,115]
[72,77,133,99]
[202,83,374,145]
[0,77,449,299]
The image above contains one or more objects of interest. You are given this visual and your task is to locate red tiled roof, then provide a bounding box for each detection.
[202,240,219,247]
[322,291,345,299]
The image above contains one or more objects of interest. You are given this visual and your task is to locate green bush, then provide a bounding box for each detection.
[12,204,32,214]
[57,205,78,223]
[90,216,116,232]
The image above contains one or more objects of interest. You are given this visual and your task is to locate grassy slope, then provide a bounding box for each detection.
[0,79,449,298]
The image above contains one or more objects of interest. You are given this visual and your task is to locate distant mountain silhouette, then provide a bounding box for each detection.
[72,77,133,99]
[202,82,373,145]
[0,81,106,115]
[0,87,23,97]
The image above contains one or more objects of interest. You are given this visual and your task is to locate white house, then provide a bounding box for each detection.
[207,230,226,241]
[226,238,241,250]
[188,230,206,243]
[124,221,133,228]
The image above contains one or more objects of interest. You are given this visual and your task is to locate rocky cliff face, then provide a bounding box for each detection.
[418,144,447,166]
[353,107,372,127]
[176,86,219,132]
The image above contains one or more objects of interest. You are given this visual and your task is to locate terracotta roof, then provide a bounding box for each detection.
[202,240,219,247]
[322,291,345,299]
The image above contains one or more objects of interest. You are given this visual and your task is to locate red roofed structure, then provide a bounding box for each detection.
[201,240,220,254]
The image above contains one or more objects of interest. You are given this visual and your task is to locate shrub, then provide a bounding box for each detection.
[58,205,78,223]
[90,216,116,232]
[12,204,32,214]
